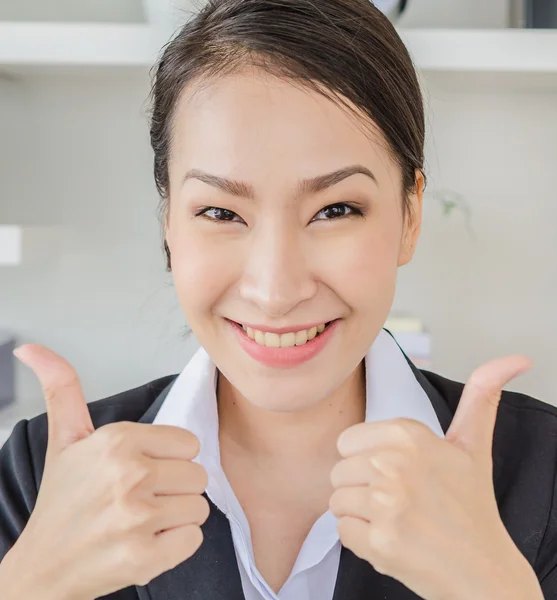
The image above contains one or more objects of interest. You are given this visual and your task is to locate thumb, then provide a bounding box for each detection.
[13,344,95,457]
[446,354,533,459]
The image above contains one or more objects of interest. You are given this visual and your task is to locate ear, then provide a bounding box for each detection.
[398,169,424,267]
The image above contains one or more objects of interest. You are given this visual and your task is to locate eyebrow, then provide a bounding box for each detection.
[180,165,378,201]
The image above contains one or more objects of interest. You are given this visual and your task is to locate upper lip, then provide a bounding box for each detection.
[228,319,334,334]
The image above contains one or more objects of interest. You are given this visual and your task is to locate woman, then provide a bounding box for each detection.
[0,1,555,599]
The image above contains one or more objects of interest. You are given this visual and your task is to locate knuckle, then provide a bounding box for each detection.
[467,372,492,393]
[192,463,209,490]
[43,374,80,403]
[97,422,132,454]
[199,495,211,522]
[135,570,155,587]
[111,457,152,495]
[329,461,343,486]
[391,419,423,451]
[114,497,154,533]
[156,525,204,575]
[189,494,210,524]
[184,432,201,458]
[372,558,391,576]
[184,524,204,554]
[368,522,399,562]
[114,537,151,579]
[328,488,342,514]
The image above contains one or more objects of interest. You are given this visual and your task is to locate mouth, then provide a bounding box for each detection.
[226,318,340,368]
[232,320,335,348]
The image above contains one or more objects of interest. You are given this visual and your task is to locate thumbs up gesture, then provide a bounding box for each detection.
[9,344,209,599]
[329,355,544,600]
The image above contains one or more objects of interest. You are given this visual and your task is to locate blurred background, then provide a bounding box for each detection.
[1,0,556,445]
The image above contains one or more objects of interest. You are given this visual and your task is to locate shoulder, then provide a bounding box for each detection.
[421,368,557,579]
[420,367,557,422]
[419,367,557,494]
[421,366,557,460]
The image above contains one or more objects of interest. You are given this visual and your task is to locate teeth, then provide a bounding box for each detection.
[295,329,308,346]
[241,322,330,348]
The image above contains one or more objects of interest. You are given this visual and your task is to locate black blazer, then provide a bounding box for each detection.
[1,353,557,600]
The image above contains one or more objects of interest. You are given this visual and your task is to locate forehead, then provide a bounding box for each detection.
[169,68,398,189]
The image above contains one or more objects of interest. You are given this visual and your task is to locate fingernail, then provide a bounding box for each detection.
[13,346,23,360]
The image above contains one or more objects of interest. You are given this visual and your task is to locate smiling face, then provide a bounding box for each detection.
[165,67,423,412]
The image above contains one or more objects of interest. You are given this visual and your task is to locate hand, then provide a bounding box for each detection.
[9,344,210,599]
[329,354,542,600]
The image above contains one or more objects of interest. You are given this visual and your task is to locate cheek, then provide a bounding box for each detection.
[317,219,401,305]
[169,229,238,320]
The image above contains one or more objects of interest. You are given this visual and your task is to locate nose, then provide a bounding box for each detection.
[239,223,317,318]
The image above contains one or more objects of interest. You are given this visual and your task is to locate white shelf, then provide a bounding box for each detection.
[0,23,557,79]
[399,29,557,74]
[0,22,168,71]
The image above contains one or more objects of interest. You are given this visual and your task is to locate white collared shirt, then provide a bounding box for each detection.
[152,328,445,600]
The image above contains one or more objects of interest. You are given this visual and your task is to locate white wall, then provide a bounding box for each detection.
[0,71,195,409]
[0,0,511,28]
[0,0,145,23]
[395,75,557,402]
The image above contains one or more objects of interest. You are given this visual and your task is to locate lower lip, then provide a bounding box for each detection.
[228,319,340,369]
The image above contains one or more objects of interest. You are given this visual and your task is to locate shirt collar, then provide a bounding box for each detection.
[152,328,445,467]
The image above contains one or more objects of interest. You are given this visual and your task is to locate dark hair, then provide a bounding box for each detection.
[148,0,426,272]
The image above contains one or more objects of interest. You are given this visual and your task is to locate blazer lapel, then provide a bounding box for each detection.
[135,379,246,600]
[385,328,454,435]
[136,340,455,600]
[332,544,430,600]
[332,337,454,600]
[136,493,246,600]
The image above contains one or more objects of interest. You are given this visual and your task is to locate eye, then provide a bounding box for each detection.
[311,202,364,222]
[196,207,245,224]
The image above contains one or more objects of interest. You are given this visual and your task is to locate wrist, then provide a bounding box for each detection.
[461,552,543,600]
[0,544,87,600]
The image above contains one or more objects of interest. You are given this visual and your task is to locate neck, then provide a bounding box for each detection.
[216,361,366,467]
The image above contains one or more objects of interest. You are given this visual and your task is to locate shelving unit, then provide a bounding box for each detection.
[400,28,557,74]
[1,23,557,83]
[0,22,167,73]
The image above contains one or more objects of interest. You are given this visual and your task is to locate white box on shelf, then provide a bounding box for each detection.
[0,225,22,265]
[0,225,64,266]
[385,314,424,333]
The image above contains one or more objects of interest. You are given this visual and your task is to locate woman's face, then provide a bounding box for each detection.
[165,68,423,412]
